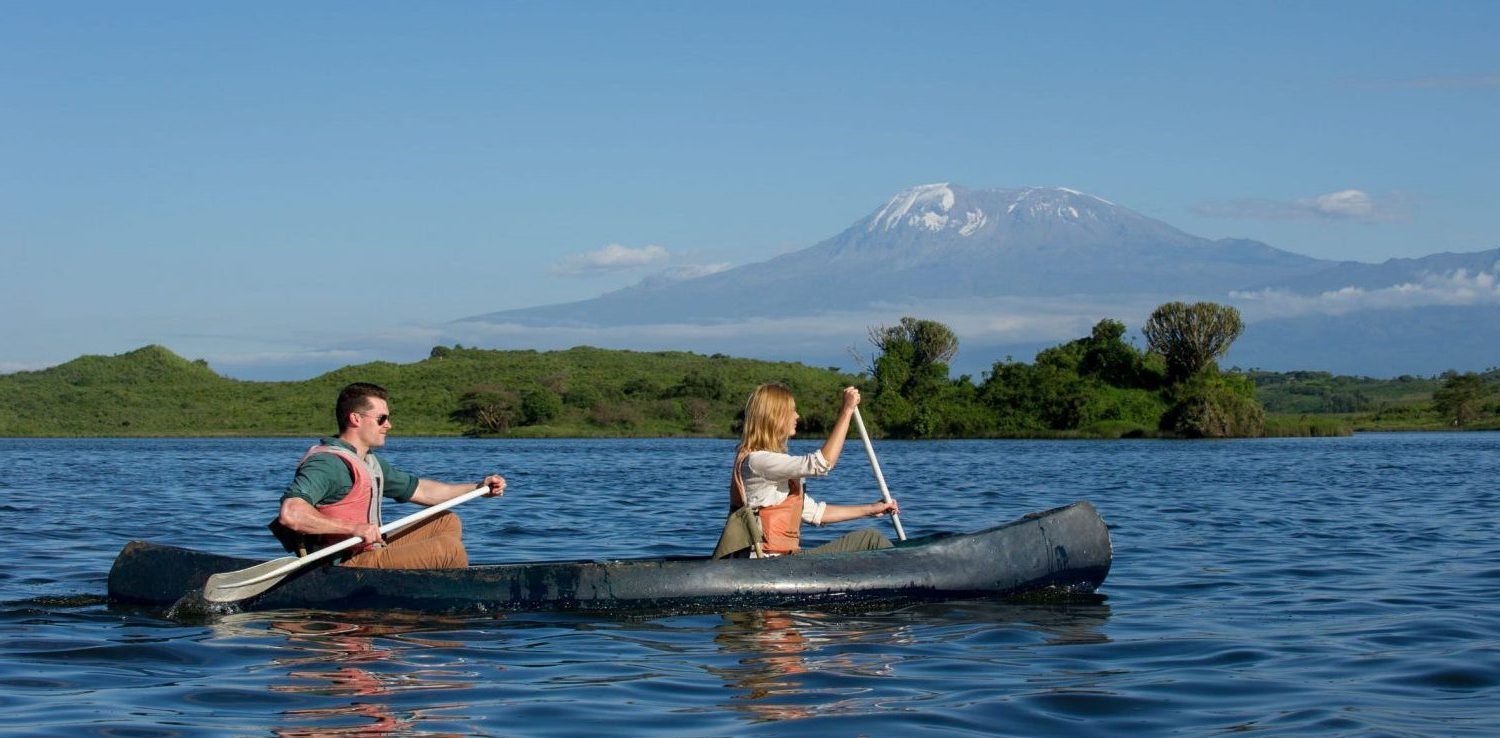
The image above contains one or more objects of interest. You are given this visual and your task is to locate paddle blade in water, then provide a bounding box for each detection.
[202,555,301,603]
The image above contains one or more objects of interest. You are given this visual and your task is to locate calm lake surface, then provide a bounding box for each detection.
[2,434,1497,737]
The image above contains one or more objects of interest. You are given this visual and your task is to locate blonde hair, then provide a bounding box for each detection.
[730,383,797,509]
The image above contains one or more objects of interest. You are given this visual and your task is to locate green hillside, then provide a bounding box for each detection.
[0,345,856,437]
[4,341,1493,438]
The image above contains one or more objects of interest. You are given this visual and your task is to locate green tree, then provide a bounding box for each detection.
[452,385,522,434]
[563,384,602,409]
[980,359,1057,432]
[869,338,918,435]
[1142,302,1245,383]
[1432,371,1488,427]
[1080,318,1163,389]
[870,317,959,369]
[868,317,959,437]
[672,370,727,401]
[521,388,563,425]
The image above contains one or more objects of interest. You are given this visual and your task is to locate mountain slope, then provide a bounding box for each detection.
[1242,247,1500,294]
[465,184,1331,326]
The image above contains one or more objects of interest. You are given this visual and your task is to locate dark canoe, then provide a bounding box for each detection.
[108,501,1111,613]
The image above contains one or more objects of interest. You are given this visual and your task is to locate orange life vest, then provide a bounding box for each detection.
[729,458,805,555]
[299,444,384,554]
[757,481,804,555]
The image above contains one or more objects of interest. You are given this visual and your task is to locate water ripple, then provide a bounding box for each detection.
[1,434,1499,736]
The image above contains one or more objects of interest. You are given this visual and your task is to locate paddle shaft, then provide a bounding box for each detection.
[209,486,490,596]
[851,407,906,541]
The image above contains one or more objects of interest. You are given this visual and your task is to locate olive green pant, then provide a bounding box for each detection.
[803,528,893,554]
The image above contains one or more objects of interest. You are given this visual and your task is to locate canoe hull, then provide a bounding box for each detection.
[109,501,1111,613]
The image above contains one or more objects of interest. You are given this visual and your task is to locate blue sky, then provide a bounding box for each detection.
[3,2,1497,378]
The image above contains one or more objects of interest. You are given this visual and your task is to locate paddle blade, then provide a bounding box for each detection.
[203,555,301,603]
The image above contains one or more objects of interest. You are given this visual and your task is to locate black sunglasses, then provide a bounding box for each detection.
[360,412,390,425]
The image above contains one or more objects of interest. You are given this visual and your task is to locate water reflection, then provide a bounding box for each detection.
[217,613,476,738]
[707,610,908,722]
[708,600,1111,723]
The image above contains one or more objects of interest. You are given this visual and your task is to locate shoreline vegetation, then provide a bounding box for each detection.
[3,309,1495,440]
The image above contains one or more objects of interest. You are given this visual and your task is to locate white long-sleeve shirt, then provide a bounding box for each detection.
[739,449,830,525]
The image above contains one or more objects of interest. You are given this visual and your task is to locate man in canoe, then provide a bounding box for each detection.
[713,384,898,558]
[274,382,507,569]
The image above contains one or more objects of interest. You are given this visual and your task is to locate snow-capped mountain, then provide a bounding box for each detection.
[469,184,1329,326]
[458,184,1500,376]
[795,184,1327,297]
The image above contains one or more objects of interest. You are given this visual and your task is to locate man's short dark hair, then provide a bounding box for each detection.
[336,382,389,431]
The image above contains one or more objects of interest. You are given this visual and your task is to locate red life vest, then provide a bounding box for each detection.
[300,444,384,554]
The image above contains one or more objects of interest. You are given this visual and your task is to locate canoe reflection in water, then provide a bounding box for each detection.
[220,616,475,738]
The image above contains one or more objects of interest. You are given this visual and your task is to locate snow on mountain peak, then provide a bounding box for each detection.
[862,183,1142,239]
[868,183,989,236]
[1005,187,1115,221]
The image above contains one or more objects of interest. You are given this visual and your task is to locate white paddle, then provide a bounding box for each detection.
[202,486,490,603]
[851,407,906,541]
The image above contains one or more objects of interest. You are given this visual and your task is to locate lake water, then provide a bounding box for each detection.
[2,434,1497,737]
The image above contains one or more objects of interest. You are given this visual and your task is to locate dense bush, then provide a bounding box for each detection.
[521,388,563,425]
[1160,371,1265,438]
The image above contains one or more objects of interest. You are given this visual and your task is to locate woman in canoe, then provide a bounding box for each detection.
[712,384,898,558]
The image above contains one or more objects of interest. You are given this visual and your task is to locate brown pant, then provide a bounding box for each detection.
[342,511,468,569]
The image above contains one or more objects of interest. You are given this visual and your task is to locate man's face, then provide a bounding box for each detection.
[353,397,391,450]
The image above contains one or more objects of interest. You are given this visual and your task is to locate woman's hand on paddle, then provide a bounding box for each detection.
[481,474,507,498]
[840,386,861,414]
[821,386,865,468]
[869,499,899,518]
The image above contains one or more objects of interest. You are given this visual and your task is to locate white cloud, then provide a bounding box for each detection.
[1195,189,1409,223]
[1300,189,1375,219]
[552,243,669,276]
[1230,266,1500,320]
[661,263,732,280]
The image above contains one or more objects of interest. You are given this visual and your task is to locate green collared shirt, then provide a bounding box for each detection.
[281,438,419,506]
